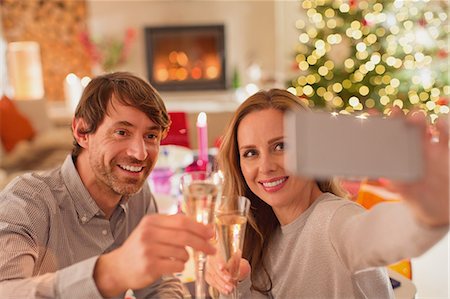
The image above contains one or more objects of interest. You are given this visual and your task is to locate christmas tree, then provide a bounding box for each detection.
[287,0,449,121]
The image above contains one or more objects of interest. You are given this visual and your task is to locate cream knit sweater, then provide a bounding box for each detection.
[234,192,448,299]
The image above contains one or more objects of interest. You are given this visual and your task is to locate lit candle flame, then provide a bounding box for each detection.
[197,112,207,127]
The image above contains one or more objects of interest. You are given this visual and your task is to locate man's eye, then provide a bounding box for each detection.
[115,130,127,136]
[146,133,157,140]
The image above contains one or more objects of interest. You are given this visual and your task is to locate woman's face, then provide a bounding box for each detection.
[237,108,314,211]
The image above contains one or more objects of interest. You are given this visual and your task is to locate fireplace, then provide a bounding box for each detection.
[145,25,226,91]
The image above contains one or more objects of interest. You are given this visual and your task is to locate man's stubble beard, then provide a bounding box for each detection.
[91,156,152,196]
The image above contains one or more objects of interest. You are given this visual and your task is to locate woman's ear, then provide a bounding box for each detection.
[72,118,89,149]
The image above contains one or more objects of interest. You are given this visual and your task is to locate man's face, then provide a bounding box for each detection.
[84,98,162,196]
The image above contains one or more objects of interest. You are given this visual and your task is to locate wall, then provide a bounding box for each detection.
[1,0,92,101]
[87,0,279,105]
[1,0,301,106]
[412,232,449,298]
[85,0,288,146]
[274,0,307,88]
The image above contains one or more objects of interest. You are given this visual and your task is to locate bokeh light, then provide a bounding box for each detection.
[288,0,449,119]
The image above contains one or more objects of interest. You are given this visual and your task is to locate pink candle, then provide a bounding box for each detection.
[197,112,208,163]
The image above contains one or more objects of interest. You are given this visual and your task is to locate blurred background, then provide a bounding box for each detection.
[0,1,448,298]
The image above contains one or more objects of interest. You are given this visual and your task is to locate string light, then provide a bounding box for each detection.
[288,0,449,118]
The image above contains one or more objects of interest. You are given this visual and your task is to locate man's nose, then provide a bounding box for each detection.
[127,137,148,161]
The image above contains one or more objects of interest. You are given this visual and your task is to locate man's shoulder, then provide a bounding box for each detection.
[0,167,64,203]
[0,168,66,227]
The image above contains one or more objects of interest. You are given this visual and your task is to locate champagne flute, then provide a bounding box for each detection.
[180,171,223,299]
[215,195,250,299]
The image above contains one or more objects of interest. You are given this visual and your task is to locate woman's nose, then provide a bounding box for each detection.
[259,153,277,174]
[127,137,148,161]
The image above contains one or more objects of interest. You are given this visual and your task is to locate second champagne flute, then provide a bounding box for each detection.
[215,195,250,299]
[180,171,223,299]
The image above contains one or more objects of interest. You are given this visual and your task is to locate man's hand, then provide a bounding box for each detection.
[93,213,216,297]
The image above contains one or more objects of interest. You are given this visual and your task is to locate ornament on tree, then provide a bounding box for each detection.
[418,18,427,27]
[361,18,369,27]
[437,97,448,106]
[437,49,448,59]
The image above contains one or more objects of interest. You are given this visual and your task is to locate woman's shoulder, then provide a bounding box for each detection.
[312,192,365,220]
[317,192,362,209]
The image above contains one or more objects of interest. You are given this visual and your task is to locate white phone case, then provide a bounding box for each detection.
[284,110,424,181]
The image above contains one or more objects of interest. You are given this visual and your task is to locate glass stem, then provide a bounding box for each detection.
[195,252,207,299]
[231,286,239,299]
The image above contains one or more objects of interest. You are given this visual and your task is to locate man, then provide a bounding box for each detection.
[0,72,215,298]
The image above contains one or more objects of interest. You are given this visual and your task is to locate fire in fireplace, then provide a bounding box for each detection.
[145,24,226,91]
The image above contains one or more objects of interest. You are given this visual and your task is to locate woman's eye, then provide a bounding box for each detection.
[275,142,284,151]
[243,150,257,158]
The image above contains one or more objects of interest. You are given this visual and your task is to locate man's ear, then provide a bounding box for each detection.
[72,118,89,149]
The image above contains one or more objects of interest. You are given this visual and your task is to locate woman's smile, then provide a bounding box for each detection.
[259,176,289,192]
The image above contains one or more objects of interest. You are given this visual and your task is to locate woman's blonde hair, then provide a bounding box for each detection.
[218,89,347,294]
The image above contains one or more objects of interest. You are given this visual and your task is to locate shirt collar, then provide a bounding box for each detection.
[61,155,102,223]
[118,196,130,214]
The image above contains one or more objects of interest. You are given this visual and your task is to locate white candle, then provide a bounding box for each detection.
[64,73,83,113]
[6,41,44,100]
[197,112,208,163]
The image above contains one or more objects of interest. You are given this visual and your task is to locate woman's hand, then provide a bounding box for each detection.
[205,254,251,295]
[382,110,449,227]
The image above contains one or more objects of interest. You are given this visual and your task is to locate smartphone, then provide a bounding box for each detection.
[284,110,424,181]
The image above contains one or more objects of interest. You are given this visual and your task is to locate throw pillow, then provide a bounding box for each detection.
[0,95,36,152]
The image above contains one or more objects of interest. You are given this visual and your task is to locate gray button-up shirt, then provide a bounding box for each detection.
[0,155,184,298]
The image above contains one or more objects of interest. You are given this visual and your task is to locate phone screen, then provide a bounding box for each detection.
[284,110,424,181]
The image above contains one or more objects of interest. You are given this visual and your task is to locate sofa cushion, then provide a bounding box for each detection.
[0,127,73,172]
[0,95,36,152]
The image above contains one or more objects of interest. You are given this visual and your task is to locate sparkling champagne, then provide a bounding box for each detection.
[184,182,220,224]
[181,172,223,299]
[216,214,247,280]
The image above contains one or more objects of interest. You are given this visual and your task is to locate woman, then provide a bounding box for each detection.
[206,89,448,298]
